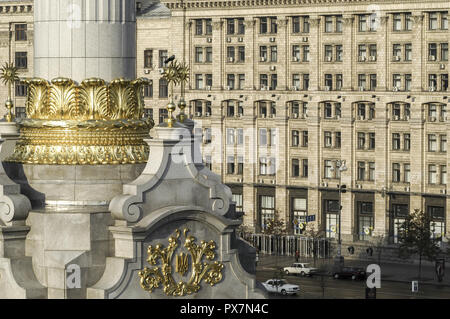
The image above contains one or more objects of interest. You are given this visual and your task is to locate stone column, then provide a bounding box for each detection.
[34,0,136,82]
[244,18,256,90]
[376,15,389,92]
[411,13,424,91]
[410,101,424,209]
[308,16,320,91]
[307,100,322,230]
[212,18,223,90]
[342,15,354,91]
[374,99,389,237]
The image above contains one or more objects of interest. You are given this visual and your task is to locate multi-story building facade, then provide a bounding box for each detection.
[1,0,449,248]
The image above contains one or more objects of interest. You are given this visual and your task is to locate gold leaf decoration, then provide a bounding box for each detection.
[80,78,107,120]
[138,229,224,297]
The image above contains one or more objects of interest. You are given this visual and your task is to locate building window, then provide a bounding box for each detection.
[233,194,243,213]
[335,132,341,148]
[260,195,275,230]
[227,74,235,90]
[324,160,333,179]
[357,162,365,181]
[237,128,244,145]
[205,19,212,35]
[404,163,411,183]
[159,78,168,98]
[144,50,153,68]
[15,81,27,97]
[324,45,333,61]
[303,46,310,62]
[143,83,153,98]
[195,74,204,90]
[303,17,310,33]
[15,24,27,41]
[158,50,168,68]
[292,130,299,147]
[260,74,268,89]
[429,164,437,184]
[368,133,375,150]
[292,159,300,177]
[15,52,27,69]
[270,74,277,90]
[428,134,437,152]
[159,108,168,124]
[302,159,308,177]
[205,47,213,63]
[441,165,447,185]
[358,202,374,241]
[358,132,366,149]
[404,43,412,61]
[429,12,438,30]
[325,16,333,33]
[237,18,245,34]
[393,14,402,31]
[238,46,245,62]
[324,131,332,148]
[368,162,375,181]
[427,206,445,240]
[292,198,307,235]
[15,106,26,119]
[227,156,235,174]
[302,131,308,147]
[227,128,235,145]
[393,74,401,90]
[325,200,339,239]
[227,18,235,34]
[392,133,401,150]
[392,163,401,182]
[237,156,244,175]
[292,16,300,33]
[336,45,343,62]
[260,46,267,61]
[260,17,268,34]
[392,204,409,243]
[442,43,449,61]
[404,133,411,151]
[270,46,277,62]
[195,47,203,63]
[440,135,447,152]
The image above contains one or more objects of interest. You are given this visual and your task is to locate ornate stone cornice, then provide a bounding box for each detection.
[0,4,33,14]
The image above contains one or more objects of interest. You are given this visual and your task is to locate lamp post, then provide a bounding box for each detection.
[334,159,347,265]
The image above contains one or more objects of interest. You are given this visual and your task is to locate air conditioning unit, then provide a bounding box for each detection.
[325,86,331,91]
[270,65,276,71]
[440,64,446,70]
[260,85,267,90]
[260,56,266,62]
[405,186,410,192]
[393,56,401,62]
[292,113,299,118]
[269,37,276,42]
[369,56,377,62]
[292,86,299,91]
[405,115,410,120]
[394,115,399,120]
[206,85,211,91]
[300,113,306,119]
[228,57,234,62]
[226,37,232,43]
[261,113,266,118]
[429,86,436,92]
[226,86,232,90]
[237,178,243,183]
[358,56,366,62]
[238,37,244,42]
[205,112,210,117]
[195,112,202,117]
[429,55,436,61]
[207,37,212,43]
[356,184,363,189]
[359,86,365,92]
[359,115,365,120]
[439,116,445,122]
[429,116,436,122]
[322,182,328,187]
[144,69,150,74]
[393,86,399,92]
[440,189,447,194]
[302,37,308,42]
[326,56,332,62]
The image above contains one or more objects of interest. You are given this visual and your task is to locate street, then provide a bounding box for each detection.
[256,270,450,299]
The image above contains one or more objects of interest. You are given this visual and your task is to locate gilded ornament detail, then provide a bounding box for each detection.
[138,229,224,297]
[7,77,154,165]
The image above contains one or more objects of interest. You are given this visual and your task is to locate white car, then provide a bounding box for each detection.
[283,263,318,277]
[262,279,299,295]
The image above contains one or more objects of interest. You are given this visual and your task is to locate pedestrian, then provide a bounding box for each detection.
[295,250,299,262]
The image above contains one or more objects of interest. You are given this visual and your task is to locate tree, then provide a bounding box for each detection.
[263,209,287,279]
[303,223,325,267]
[397,209,443,279]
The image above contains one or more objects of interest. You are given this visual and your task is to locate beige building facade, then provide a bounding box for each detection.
[1,0,449,247]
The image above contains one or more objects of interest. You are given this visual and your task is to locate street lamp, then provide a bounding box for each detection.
[333,159,347,265]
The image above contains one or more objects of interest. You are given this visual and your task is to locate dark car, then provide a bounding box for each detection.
[332,267,366,280]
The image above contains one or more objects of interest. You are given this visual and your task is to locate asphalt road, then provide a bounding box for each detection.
[256,270,450,299]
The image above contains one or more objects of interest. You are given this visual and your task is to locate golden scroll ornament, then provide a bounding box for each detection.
[138,229,224,296]
[7,77,154,165]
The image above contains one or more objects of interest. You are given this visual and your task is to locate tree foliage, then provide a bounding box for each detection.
[263,209,286,236]
[397,209,443,278]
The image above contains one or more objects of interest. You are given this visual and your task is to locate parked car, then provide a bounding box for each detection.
[262,279,300,295]
[283,263,319,277]
[332,266,366,280]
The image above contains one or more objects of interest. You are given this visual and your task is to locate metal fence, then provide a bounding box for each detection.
[240,233,331,258]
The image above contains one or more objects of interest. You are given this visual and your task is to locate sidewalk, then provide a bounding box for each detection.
[257,254,450,287]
